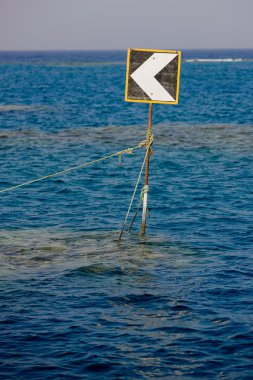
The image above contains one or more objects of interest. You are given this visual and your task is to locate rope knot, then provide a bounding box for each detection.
[124,147,134,154]
[146,130,154,146]
[137,139,147,148]
[146,131,154,155]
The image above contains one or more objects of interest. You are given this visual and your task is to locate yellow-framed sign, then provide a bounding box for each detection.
[125,48,181,105]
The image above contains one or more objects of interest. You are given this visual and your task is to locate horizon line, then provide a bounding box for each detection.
[0,48,253,53]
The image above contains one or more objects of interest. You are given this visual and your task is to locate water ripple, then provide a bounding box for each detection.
[1,51,253,379]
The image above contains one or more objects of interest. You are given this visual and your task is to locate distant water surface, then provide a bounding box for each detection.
[0,50,253,379]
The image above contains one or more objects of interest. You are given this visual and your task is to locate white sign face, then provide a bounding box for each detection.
[125,48,181,105]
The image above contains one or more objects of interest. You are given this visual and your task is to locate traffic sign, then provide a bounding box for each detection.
[125,48,181,105]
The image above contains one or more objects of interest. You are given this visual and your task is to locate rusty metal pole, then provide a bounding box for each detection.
[141,103,153,235]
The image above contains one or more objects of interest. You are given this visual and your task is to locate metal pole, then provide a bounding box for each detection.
[141,103,153,235]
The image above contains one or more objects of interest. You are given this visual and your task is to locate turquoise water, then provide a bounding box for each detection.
[1,50,253,379]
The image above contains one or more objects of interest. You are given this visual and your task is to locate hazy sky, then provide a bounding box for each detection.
[0,0,252,50]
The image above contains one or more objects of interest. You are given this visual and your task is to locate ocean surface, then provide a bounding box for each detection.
[0,49,253,379]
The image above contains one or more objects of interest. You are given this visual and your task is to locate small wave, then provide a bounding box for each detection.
[69,263,142,278]
[185,58,248,63]
[0,61,124,68]
[85,362,114,373]
[110,293,167,306]
[73,263,126,276]
[0,105,47,112]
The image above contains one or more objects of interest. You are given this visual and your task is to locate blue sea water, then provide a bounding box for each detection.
[0,49,253,379]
